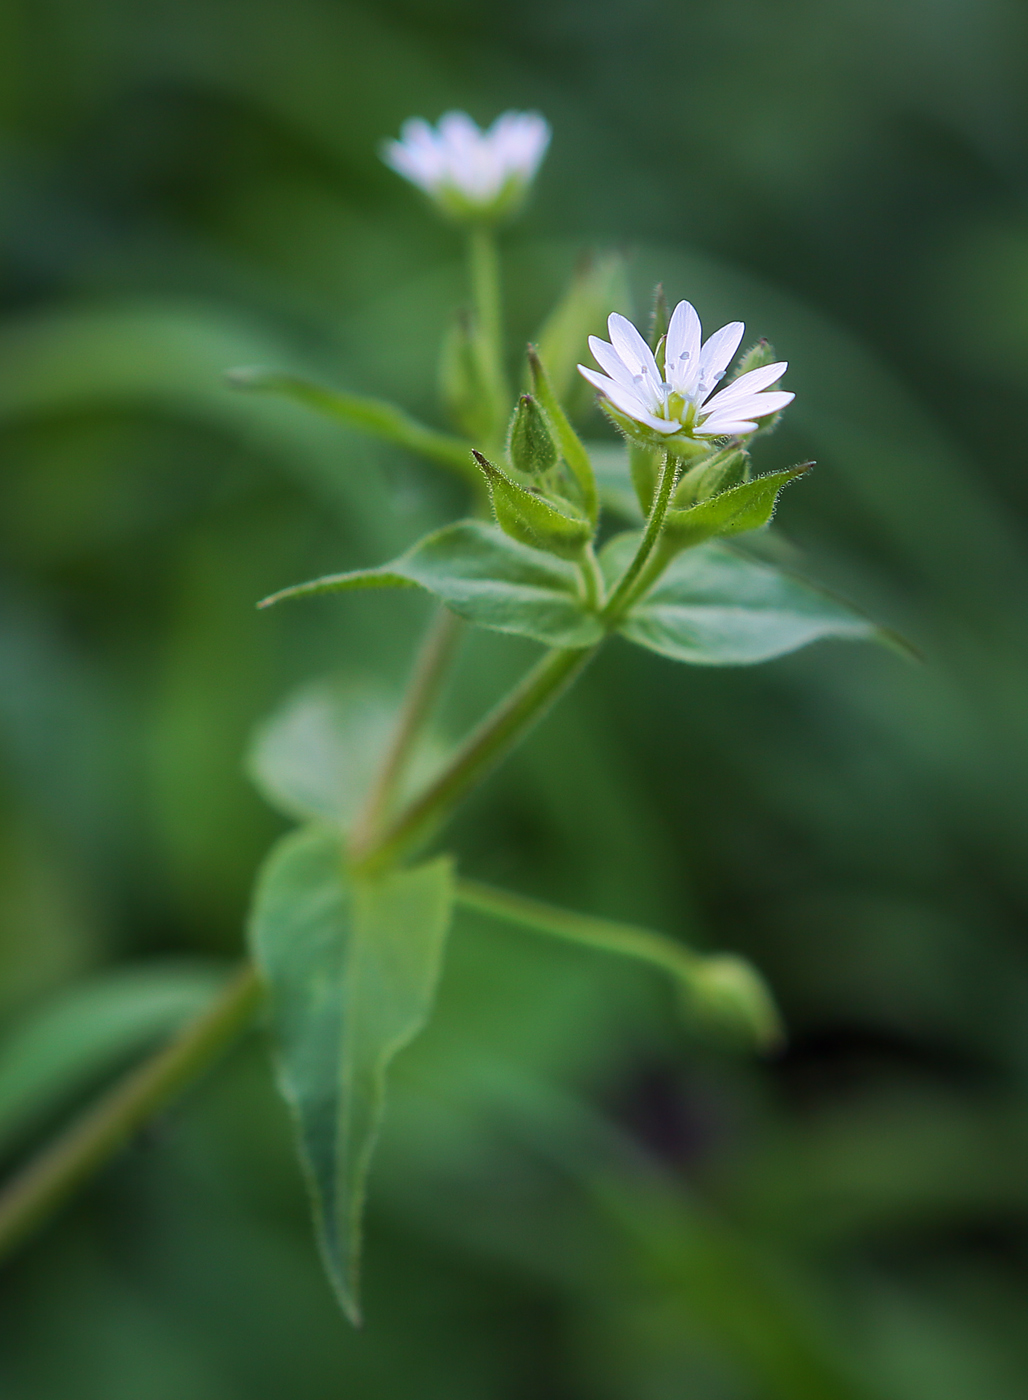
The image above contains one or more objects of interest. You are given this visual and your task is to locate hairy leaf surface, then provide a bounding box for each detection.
[602,534,880,665]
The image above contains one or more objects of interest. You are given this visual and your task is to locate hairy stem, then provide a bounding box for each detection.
[348,607,463,857]
[0,963,263,1264]
[578,543,605,611]
[353,644,597,873]
[602,451,677,623]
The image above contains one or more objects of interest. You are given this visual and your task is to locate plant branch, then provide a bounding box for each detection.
[0,963,263,1265]
[601,451,677,622]
[456,877,704,977]
[352,644,597,872]
[455,878,782,1050]
[348,606,463,854]
[467,225,510,441]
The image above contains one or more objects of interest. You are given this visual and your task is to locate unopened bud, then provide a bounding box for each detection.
[508,394,558,477]
[734,338,777,378]
[686,954,783,1053]
[474,451,593,560]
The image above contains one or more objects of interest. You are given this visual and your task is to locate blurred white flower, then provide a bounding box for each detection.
[578,303,793,439]
[383,110,551,219]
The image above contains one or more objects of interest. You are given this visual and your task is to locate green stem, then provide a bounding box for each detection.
[467,224,510,441]
[348,607,463,856]
[602,451,677,623]
[0,963,263,1264]
[353,645,597,873]
[578,542,605,611]
[455,878,703,979]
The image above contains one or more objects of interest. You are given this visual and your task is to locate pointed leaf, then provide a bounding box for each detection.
[249,826,454,1323]
[260,520,603,649]
[609,536,881,665]
[660,466,810,553]
[226,368,476,480]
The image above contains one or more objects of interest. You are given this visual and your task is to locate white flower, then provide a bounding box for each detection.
[383,110,551,219]
[578,302,794,439]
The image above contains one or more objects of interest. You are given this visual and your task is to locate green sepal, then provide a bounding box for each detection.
[659,466,811,555]
[598,398,711,463]
[507,394,558,477]
[474,451,594,562]
[532,251,629,409]
[259,519,603,649]
[673,446,750,508]
[438,308,497,444]
[249,826,454,1325]
[527,346,599,524]
[600,533,883,666]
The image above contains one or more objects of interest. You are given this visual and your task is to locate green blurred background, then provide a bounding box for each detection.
[2,1,1028,1395]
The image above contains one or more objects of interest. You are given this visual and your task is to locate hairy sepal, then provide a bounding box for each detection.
[658,466,811,556]
[474,451,594,562]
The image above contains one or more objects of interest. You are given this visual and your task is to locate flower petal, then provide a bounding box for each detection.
[703,362,788,415]
[577,366,680,432]
[606,314,663,398]
[697,321,745,400]
[588,335,655,402]
[664,300,702,397]
[701,390,794,429]
[694,418,759,437]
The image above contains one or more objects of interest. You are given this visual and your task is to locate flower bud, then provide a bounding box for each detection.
[686,954,783,1052]
[507,394,558,477]
[474,451,593,560]
[734,338,777,378]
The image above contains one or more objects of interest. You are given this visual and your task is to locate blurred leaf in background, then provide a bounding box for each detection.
[1,0,1028,1396]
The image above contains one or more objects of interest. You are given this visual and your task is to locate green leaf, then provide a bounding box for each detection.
[605,535,881,665]
[0,962,226,1154]
[226,368,476,481]
[247,678,447,826]
[474,451,593,561]
[249,826,454,1324]
[659,466,810,553]
[259,520,604,649]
